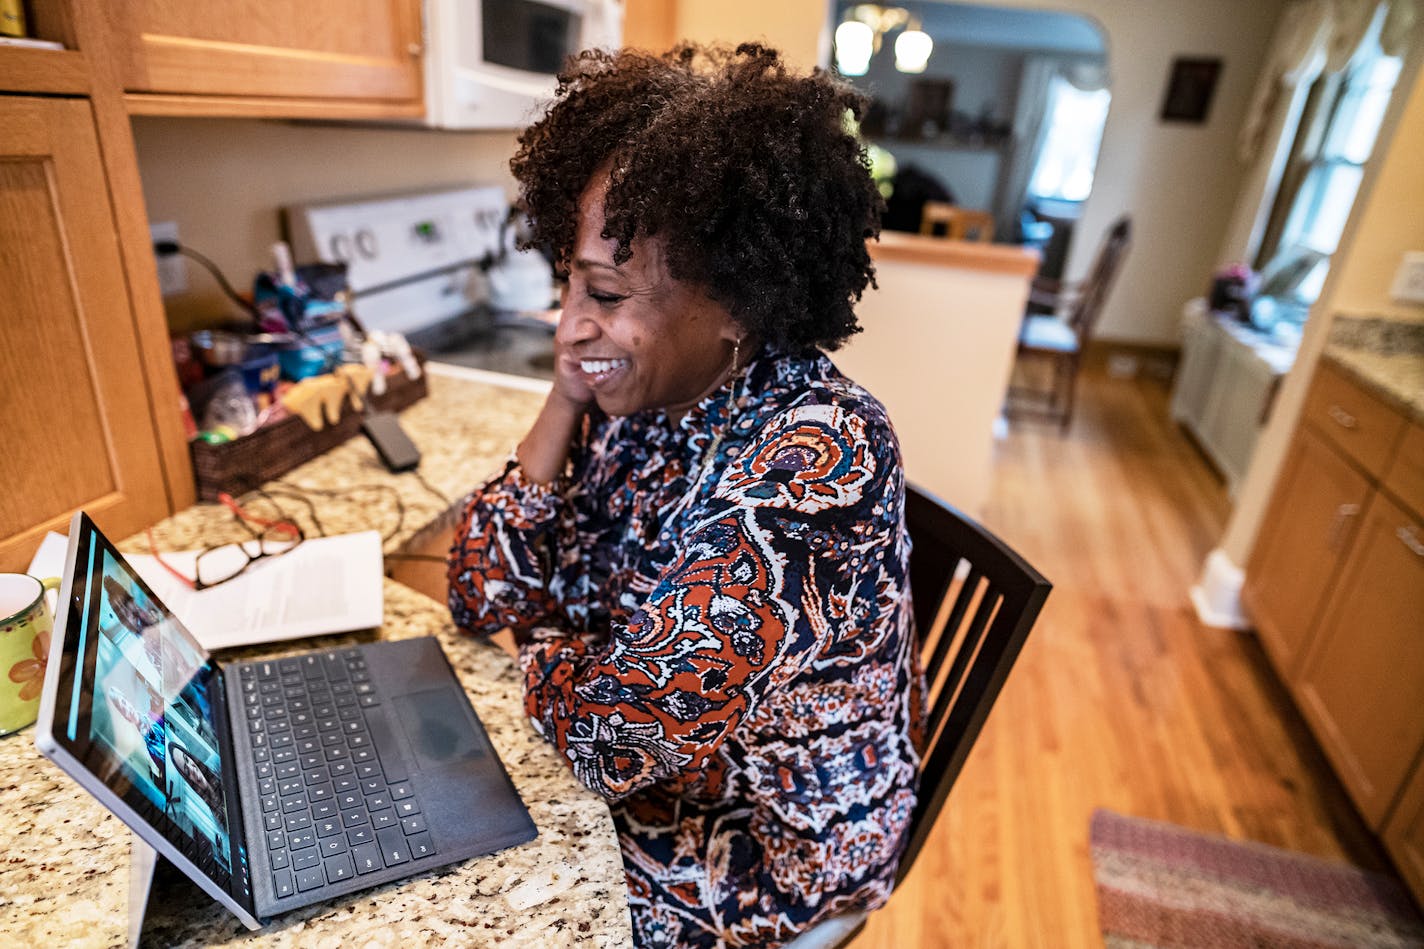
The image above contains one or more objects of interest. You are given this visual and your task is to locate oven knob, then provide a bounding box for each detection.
[330,234,353,261]
[355,229,378,259]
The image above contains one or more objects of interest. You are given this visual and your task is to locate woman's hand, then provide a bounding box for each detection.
[551,343,596,412]
[517,323,591,485]
[551,291,596,410]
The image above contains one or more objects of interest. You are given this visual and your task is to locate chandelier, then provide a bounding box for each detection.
[834,4,933,76]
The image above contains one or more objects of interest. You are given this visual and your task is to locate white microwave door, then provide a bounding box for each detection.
[426,0,622,130]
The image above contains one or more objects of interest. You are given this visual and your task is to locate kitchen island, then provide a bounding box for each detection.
[0,366,635,947]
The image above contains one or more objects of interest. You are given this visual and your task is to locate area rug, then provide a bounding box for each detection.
[1089,809,1424,948]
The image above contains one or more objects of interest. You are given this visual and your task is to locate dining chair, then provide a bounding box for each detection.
[919,201,996,242]
[785,483,1053,949]
[1007,215,1131,432]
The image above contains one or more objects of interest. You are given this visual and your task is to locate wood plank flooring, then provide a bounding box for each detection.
[852,363,1392,948]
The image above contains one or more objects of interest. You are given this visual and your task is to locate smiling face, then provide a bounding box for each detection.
[556,173,744,419]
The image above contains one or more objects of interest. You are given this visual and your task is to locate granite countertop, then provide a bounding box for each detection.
[1324,314,1424,424]
[135,365,552,557]
[0,365,635,947]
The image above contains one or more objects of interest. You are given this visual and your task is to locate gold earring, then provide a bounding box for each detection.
[731,337,742,373]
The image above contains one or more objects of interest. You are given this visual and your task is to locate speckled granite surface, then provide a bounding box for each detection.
[1326,315,1424,423]
[0,367,635,947]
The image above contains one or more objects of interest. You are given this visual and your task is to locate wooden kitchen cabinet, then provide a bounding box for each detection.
[117,0,424,118]
[1243,427,1372,676]
[1384,754,1424,906]
[1293,490,1424,828]
[1245,357,1424,896]
[0,96,174,571]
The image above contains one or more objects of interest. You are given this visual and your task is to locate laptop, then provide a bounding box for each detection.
[35,511,537,930]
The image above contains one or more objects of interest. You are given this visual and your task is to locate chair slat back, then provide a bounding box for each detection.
[896,484,1052,885]
[1067,216,1132,341]
[918,202,996,242]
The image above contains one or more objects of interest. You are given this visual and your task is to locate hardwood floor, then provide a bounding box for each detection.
[852,363,1391,948]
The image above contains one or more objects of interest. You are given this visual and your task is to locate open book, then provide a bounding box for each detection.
[30,530,385,651]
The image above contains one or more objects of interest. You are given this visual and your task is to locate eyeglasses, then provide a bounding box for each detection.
[147,492,305,591]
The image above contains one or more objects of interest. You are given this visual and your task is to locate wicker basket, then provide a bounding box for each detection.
[190,367,428,501]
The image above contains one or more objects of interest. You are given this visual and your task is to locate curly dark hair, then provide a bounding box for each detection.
[510,43,883,351]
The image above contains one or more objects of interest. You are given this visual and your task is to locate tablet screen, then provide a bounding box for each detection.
[48,514,252,910]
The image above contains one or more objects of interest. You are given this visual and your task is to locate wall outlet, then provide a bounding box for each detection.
[150,220,187,297]
[1389,251,1424,305]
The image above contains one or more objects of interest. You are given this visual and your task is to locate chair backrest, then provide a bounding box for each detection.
[896,483,1052,885]
[919,203,995,242]
[1066,215,1131,342]
[919,201,958,237]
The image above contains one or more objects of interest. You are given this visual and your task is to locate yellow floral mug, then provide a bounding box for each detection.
[0,573,60,736]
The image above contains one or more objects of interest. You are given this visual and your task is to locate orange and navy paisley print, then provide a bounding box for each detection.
[449,346,924,949]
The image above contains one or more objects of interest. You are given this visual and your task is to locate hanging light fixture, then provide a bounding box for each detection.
[894,28,933,74]
[834,20,874,76]
[833,5,934,77]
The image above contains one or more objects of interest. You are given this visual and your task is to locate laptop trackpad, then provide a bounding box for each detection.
[394,688,487,771]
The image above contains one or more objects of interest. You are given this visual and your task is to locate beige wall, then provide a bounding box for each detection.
[1218,53,1424,570]
[673,0,829,68]
[131,117,520,330]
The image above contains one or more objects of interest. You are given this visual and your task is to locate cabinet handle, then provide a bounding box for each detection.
[1327,503,1361,551]
[408,42,424,58]
[1327,405,1358,429]
[1399,525,1424,558]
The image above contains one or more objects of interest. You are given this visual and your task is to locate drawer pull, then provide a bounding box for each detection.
[1327,503,1360,551]
[1327,405,1358,429]
[1398,525,1424,558]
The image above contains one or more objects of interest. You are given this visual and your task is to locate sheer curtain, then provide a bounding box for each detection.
[995,57,1110,238]
[1239,0,1418,161]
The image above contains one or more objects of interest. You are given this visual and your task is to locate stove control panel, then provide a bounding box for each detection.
[284,186,509,334]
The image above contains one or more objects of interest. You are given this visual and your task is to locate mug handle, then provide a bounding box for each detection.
[39,576,60,613]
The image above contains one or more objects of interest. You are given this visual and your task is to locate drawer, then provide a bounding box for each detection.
[1384,421,1424,518]
[1304,361,1407,477]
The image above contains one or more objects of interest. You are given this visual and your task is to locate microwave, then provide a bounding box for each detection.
[424,0,623,129]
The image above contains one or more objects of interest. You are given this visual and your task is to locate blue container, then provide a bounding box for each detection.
[237,345,281,406]
[276,325,344,380]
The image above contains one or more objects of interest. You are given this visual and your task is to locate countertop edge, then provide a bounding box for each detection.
[867,232,1041,277]
[1321,347,1424,426]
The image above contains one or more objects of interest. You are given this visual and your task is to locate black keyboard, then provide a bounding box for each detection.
[234,648,437,900]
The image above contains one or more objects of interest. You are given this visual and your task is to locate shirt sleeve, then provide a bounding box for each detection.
[447,454,578,636]
[518,401,888,801]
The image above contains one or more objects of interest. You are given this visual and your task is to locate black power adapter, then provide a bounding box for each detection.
[361,411,422,472]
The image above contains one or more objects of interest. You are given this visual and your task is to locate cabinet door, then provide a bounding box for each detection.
[120,0,422,105]
[1294,491,1424,829]
[1384,755,1424,907]
[1169,305,1219,427]
[1243,428,1371,676]
[0,97,170,571]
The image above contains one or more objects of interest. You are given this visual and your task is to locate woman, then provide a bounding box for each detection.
[449,44,923,948]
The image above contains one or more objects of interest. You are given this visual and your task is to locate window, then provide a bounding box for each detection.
[1028,76,1111,203]
[1254,37,1402,311]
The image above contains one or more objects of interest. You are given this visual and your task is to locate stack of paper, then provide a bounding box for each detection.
[29,530,385,651]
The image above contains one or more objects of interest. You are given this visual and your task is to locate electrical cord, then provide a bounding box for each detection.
[410,468,452,507]
[153,240,262,320]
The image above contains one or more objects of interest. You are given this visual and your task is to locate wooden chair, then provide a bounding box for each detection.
[1008,216,1131,432]
[919,201,996,242]
[787,483,1053,949]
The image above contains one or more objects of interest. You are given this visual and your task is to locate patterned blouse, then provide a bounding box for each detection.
[448,346,924,948]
